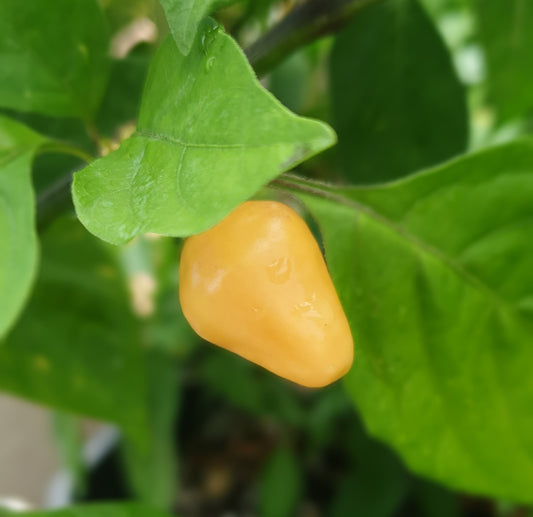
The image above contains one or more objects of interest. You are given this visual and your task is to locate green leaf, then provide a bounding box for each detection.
[329,0,468,183]
[0,216,147,442]
[0,0,110,119]
[0,503,179,517]
[159,0,236,55]
[0,115,47,338]
[284,138,533,502]
[96,46,152,138]
[3,111,94,158]
[73,27,335,244]
[122,350,181,508]
[199,347,307,426]
[329,417,409,517]
[269,49,311,114]
[200,348,264,412]
[306,384,354,450]
[258,445,303,517]
[413,479,461,517]
[473,0,533,123]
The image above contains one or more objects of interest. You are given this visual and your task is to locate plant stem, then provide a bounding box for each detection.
[36,142,92,231]
[38,141,93,163]
[85,119,103,152]
[245,0,382,77]
[271,173,337,200]
[37,172,75,231]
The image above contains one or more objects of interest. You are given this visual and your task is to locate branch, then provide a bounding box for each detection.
[245,0,382,77]
[36,142,90,231]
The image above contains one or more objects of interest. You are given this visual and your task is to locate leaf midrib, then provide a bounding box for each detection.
[134,129,323,150]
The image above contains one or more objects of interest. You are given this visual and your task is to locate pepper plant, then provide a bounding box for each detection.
[0,0,533,516]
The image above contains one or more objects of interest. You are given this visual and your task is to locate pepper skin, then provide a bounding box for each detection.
[179,201,354,388]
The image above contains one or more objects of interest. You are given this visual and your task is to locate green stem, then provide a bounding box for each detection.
[271,172,338,200]
[37,172,75,231]
[38,141,93,163]
[245,0,383,77]
[85,118,103,151]
[36,142,93,231]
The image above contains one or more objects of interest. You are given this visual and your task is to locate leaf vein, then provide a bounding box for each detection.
[135,129,292,150]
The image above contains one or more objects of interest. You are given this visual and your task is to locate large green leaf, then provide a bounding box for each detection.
[279,138,533,501]
[0,115,47,338]
[73,26,335,244]
[0,503,178,517]
[330,0,468,183]
[0,0,110,119]
[0,216,147,441]
[473,0,533,123]
[159,0,236,55]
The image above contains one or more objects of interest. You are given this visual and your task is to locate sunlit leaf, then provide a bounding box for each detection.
[73,26,335,244]
[159,0,236,55]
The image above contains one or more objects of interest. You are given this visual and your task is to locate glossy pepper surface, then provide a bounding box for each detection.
[179,201,354,387]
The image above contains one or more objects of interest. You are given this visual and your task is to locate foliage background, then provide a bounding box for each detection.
[0,0,532,516]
